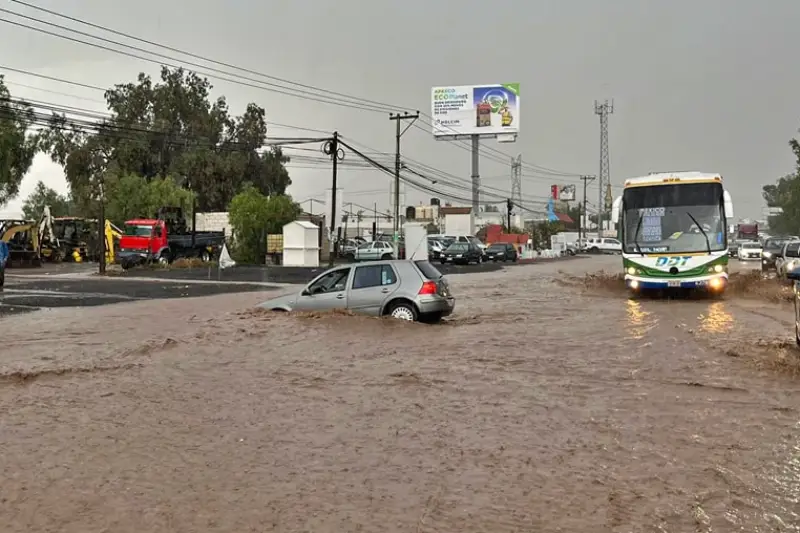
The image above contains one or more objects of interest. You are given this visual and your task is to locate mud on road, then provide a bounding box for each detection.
[0,256,798,532]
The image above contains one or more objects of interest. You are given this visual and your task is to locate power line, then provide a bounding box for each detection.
[2,1,583,179]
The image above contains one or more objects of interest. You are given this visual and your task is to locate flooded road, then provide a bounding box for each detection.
[0,256,798,532]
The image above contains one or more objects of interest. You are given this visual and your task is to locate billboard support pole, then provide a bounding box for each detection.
[471,135,480,233]
[389,111,419,258]
[580,175,596,239]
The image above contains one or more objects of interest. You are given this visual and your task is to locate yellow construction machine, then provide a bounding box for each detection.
[0,207,56,267]
[45,216,122,264]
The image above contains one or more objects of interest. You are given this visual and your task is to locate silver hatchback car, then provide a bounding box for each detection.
[258,259,455,322]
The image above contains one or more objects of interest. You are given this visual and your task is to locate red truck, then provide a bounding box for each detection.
[118,207,225,267]
[736,222,758,241]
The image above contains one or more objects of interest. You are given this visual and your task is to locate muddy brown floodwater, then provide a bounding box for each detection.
[1,256,799,532]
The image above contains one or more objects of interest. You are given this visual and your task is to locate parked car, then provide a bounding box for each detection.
[729,239,740,257]
[484,242,519,262]
[776,242,800,278]
[788,267,800,345]
[737,241,762,261]
[0,240,7,287]
[340,238,361,259]
[354,240,395,261]
[258,259,454,323]
[583,237,622,254]
[761,236,798,272]
[428,238,446,259]
[439,242,484,265]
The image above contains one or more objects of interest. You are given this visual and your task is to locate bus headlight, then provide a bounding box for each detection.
[708,264,725,273]
[626,267,638,275]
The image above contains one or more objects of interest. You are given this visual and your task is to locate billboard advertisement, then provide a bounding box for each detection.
[558,184,576,201]
[431,83,520,138]
[550,184,576,201]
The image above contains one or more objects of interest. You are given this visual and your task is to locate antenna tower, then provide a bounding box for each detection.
[511,155,522,226]
[594,99,613,234]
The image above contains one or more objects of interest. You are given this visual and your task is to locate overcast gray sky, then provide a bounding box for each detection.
[1,0,799,220]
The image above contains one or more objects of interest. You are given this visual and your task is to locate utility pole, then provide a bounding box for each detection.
[580,175,596,239]
[389,111,419,257]
[511,155,522,229]
[98,177,106,274]
[595,99,613,237]
[324,132,344,267]
[506,198,513,231]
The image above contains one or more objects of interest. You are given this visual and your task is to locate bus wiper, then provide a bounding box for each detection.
[632,215,644,256]
[686,212,711,254]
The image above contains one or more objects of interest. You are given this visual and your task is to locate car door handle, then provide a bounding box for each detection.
[381,288,390,293]
[335,294,345,299]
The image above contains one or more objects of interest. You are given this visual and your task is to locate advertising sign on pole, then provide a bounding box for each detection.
[550,185,559,200]
[558,184,576,201]
[431,83,520,139]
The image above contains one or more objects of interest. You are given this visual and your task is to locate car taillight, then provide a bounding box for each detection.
[419,280,437,295]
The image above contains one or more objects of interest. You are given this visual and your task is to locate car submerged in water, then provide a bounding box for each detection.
[258,259,454,323]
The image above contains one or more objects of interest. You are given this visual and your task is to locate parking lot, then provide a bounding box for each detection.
[0,255,797,532]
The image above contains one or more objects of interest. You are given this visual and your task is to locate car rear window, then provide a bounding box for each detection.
[414,260,442,280]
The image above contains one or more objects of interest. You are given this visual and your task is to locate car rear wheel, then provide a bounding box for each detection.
[388,301,418,321]
[381,253,392,260]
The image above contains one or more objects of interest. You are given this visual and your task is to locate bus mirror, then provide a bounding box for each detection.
[723,191,733,219]
[611,196,622,223]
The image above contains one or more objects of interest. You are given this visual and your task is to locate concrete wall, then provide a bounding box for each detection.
[443,213,471,235]
[194,212,231,236]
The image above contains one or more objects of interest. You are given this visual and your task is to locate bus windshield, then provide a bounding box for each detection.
[622,183,726,254]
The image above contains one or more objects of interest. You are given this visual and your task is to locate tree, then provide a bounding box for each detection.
[227,185,301,263]
[103,174,195,227]
[0,76,39,208]
[38,67,292,212]
[763,136,800,234]
[21,181,72,219]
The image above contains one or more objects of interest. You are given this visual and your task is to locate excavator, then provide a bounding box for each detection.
[0,208,122,267]
[0,207,56,267]
[46,217,122,264]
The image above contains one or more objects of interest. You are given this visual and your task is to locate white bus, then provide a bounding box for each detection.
[611,172,734,293]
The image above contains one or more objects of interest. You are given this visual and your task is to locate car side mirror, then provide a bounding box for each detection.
[787,268,800,281]
[301,288,310,296]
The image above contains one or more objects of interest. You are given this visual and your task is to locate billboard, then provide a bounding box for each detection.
[431,83,520,138]
[551,184,576,201]
[559,184,576,201]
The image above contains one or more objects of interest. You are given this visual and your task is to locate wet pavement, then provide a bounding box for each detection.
[0,276,276,316]
[0,256,798,532]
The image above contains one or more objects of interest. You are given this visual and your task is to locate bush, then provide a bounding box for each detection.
[227,186,300,264]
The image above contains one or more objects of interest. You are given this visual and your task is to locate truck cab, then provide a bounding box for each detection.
[119,218,169,264]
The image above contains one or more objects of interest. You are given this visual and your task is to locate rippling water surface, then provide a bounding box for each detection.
[0,256,798,532]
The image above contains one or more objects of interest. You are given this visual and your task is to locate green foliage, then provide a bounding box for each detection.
[37,67,292,212]
[21,181,73,219]
[525,221,562,250]
[0,76,39,208]
[228,185,301,264]
[762,137,800,234]
[103,174,195,227]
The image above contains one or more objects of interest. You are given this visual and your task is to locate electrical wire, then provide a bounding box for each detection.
[2,1,584,178]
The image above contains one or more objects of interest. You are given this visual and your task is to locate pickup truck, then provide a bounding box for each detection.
[118,207,225,267]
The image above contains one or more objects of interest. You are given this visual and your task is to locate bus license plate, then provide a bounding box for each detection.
[667,280,681,288]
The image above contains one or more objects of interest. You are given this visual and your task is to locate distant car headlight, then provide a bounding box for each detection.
[762,251,772,258]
